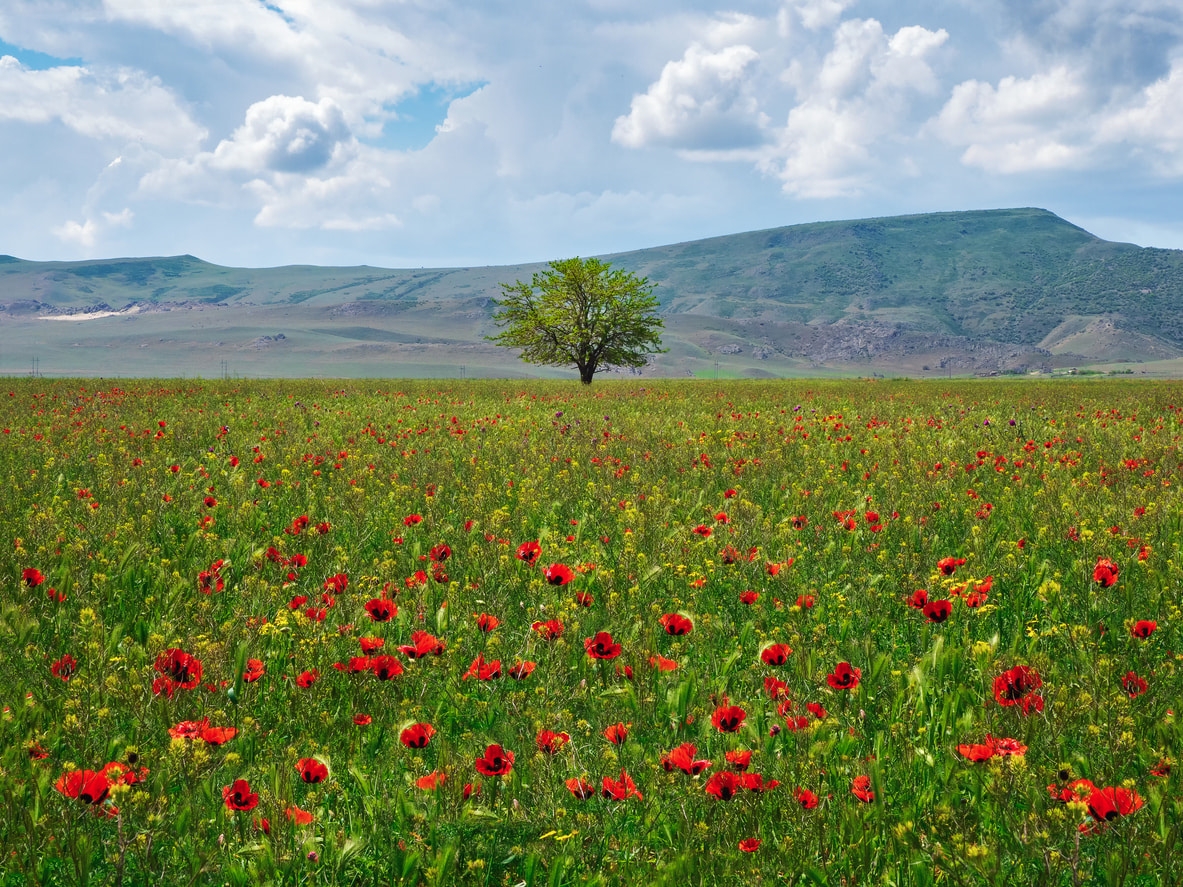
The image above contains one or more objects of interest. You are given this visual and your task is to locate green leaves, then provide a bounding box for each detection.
[487,257,665,384]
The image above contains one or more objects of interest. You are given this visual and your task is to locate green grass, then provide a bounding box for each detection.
[1,378,1182,886]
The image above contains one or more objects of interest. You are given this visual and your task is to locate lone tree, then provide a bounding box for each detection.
[487,257,665,384]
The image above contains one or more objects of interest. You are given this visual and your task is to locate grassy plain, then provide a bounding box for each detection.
[1,378,1181,886]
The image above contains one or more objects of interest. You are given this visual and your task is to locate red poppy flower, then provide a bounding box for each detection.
[566,776,595,799]
[1086,786,1144,822]
[936,556,966,576]
[992,665,1042,706]
[295,758,328,784]
[760,643,792,666]
[462,654,501,681]
[795,787,819,809]
[532,619,564,640]
[923,599,953,623]
[738,838,761,852]
[51,653,77,682]
[339,656,371,674]
[400,723,436,748]
[155,648,202,687]
[1130,620,1157,639]
[201,725,238,745]
[416,771,446,791]
[1122,671,1148,698]
[585,631,622,660]
[370,655,404,680]
[169,718,207,740]
[704,771,743,800]
[516,540,541,566]
[742,773,780,792]
[399,629,446,658]
[286,805,314,826]
[659,613,693,636]
[55,770,111,806]
[826,661,861,690]
[1049,777,1097,804]
[223,778,259,811]
[536,730,571,754]
[474,744,514,777]
[711,703,746,733]
[242,658,265,683]
[662,742,711,775]
[544,563,574,586]
[1093,557,1119,588]
[806,702,828,720]
[990,736,1027,756]
[758,678,786,702]
[474,613,500,632]
[905,588,929,609]
[508,660,536,679]
[692,525,712,538]
[403,513,422,526]
[739,590,759,605]
[358,637,385,655]
[197,568,224,595]
[429,543,451,562]
[851,775,875,803]
[22,567,46,587]
[725,750,752,771]
[575,591,594,607]
[601,769,642,801]
[295,669,319,688]
[649,654,678,671]
[1019,692,1045,715]
[27,742,49,761]
[353,713,372,726]
[364,598,396,622]
[603,723,630,745]
[957,741,995,762]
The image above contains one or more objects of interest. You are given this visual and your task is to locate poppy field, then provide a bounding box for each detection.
[1,378,1181,886]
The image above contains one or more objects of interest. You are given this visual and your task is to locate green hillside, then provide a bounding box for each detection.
[2,208,1181,378]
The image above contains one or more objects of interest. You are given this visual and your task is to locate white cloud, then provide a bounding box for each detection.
[932,59,1183,177]
[785,0,857,32]
[765,19,948,196]
[210,95,355,175]
[52,207,133,248]
[930,66,1092,173]
[0,54,205,153]
[612,43,766,150]
[1095,60,1183,175]
[139,95,389,230]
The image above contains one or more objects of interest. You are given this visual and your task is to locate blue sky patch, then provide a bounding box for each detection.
[366,82,485,152]
[0,38,82,70]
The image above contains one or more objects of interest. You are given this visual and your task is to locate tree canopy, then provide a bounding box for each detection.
[486,257,665,384]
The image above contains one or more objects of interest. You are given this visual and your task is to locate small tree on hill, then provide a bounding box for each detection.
[487,257,665,384]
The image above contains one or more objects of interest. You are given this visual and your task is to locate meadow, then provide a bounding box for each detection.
[0,378,1180,886]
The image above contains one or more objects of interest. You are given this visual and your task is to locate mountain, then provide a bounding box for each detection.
[2,208,1181,378]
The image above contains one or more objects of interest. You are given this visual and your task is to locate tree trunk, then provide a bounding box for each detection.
[579,363,595,384]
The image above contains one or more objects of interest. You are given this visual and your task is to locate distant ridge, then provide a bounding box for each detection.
[3,208,1182,377]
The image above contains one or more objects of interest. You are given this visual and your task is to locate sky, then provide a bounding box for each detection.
[1,0,1182,269]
